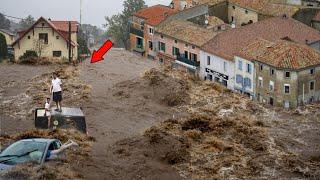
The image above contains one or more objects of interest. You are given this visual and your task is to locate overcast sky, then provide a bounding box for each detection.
[1,0,172,28]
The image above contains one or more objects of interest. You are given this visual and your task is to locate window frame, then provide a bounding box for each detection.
[285,71,291,78]
[258,77,263,88]
[284,84,290,94]
[53,51,62,57]
[269,81,274,92]
[310,80,315,91]
[238,60,242,71]
[259,64,263,71]
[270,68,275,76]
[310,68,315,75]
[246,63,251,74]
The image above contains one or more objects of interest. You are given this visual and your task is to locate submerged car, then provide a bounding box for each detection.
[0,139,62,171]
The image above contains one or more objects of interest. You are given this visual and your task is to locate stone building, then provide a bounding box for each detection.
[228,0,299,27]
[238,39,320,108]
[155,20,218,73]
[129,5,176,58]
[200,16,320,92]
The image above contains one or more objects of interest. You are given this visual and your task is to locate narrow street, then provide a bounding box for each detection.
[77,49,175,178]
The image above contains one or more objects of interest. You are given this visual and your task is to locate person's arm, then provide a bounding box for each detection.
[50,140,78,155]
[59,79,62,91]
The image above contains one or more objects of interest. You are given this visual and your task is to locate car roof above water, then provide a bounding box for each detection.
[37,107,84,117]
[19,138,56,143]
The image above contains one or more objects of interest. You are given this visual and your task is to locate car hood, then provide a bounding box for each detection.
[0,163,13,171]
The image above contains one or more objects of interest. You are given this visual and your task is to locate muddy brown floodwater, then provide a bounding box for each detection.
[77,49,184,179]
[0,49,319,179]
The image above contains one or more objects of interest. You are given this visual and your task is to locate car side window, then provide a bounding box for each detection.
[53,141,61,149]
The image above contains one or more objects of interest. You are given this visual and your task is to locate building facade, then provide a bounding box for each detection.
[234,55,255,98]
[200,51,235,90]
[12,17,78,61]
[0,29,16,46]
[238,39,320,108]
[129,5,176,58]
[155,20,218,73]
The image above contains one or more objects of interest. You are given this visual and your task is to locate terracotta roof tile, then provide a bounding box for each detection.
[202,17,320,61]
[12,17,77,47]
[239,38,320,69]
[157,20,218,47]
[133,5,176,26]
[50,21,78,32]
[229,0,299,17]
[208,16,225,27]
[197,0,226,6]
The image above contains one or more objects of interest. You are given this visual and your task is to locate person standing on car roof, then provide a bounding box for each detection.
[50,72,63,112]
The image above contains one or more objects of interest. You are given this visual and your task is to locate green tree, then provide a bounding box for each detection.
[19,15,35,30]
[77,28,90,57]
[105,0,145,49]
[0,13,10,30]
[0,33,8,60]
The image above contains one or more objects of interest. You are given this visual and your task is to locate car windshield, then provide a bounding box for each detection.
[0,140,47,165]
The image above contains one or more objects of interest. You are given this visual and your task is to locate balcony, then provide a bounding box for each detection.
[176,55,200,67]
[130,26,144,37]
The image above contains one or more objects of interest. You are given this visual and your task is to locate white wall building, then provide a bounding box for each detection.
[234,56,255,99]
[200,50,235,90]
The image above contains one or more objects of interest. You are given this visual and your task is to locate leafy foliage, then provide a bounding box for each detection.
[77,28,90,57]
[19,15,35,30]
[0,33,7,60]
[80,24,105,46]
[105,0,145,48]
[0,13,10,30]
[19,50,38,61]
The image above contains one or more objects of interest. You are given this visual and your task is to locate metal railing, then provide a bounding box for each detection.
[129,26,144,37]
[176,55,200,67]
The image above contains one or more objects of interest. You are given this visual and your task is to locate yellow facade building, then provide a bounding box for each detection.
[0,29,16,46]
[12,17,78,61]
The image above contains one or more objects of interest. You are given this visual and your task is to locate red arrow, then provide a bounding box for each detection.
[91,40,114,63]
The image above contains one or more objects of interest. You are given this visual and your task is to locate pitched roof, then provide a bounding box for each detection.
[50,21,78,32]
[133,5,176,26]
[12,17,77,47]
[0,29,15,36]
[238,38,320,70]
[207,16,225,27]
[201,17,320,61]
[229,0,299,17]
[197,0,227,6]
[157,20,218,47]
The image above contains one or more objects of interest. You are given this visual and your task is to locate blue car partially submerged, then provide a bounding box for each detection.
[0,139,62,171]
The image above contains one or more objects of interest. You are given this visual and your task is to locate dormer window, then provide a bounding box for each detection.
[245,10,248,14]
